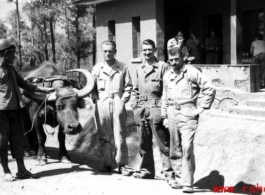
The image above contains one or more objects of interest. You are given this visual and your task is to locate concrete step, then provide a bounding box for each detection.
[208,110,265,122]
[229,105,265,117]
[246,99,265,107]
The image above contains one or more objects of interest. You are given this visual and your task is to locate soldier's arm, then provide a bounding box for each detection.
[183,46,189,58]
[194,37,200,46]
[217,39,222,51]
[161,72,169,119]
[250,43,254,56]
[130,68,140,108]
[205,39,210,51]
[121,66,132,103]
[90,67,99,103]
[190,68,216,109]
[162,62,169,74]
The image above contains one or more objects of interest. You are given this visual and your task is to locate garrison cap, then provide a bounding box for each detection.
[167,38,182,59]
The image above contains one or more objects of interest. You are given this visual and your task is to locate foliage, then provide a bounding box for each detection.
[3,0,95,71]
[58,0,95,69]
[0,20,7,39]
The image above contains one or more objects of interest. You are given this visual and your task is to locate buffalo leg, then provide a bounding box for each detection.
[35,122,47,165]
[58,127,71,163]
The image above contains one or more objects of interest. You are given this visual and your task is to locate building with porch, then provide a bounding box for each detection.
[74,0,265,188]
[79,0,265,92]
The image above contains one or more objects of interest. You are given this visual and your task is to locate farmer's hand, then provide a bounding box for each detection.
[163,118,168,128]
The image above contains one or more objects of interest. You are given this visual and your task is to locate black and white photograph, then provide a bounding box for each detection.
[0,0,265,194]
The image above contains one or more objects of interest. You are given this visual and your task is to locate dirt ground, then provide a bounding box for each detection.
[1,108,265,195]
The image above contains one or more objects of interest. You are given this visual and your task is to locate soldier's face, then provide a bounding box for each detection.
[141,44,156,61]
[102,44,116,61]
[168,56,183,70]
[178,37,184,45]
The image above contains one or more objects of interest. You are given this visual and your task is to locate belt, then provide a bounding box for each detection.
[168,101,195,110]
[99,91,120,99]
[139,94,160,101]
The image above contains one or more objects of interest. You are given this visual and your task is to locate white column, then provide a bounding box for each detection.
[230,0,237,64]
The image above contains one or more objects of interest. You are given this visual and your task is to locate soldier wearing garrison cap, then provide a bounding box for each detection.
[205,29,222,64]
[174,31,189,60]
[0,39,54,182]
[161,39,216,193]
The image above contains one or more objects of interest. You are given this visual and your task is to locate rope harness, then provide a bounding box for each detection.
[24,76,78,136]
[24,92,53,136]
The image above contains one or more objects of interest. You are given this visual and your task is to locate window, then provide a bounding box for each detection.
[108,20,116,41]
[132,17,141,58]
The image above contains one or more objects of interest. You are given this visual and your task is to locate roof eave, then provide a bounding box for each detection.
[77,0,115,6]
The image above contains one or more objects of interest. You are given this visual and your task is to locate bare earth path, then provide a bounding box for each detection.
[1,109,265,195]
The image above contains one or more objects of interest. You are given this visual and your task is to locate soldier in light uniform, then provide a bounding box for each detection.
[131,39,180,188]
[91,40,132,175]
[161,40,216,193]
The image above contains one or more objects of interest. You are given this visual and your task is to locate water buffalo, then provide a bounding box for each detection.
[22,62,95,165]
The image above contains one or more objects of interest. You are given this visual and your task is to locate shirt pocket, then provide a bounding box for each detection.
[98,79,106,91]
[150,79,161,93]
[166,80,175,100]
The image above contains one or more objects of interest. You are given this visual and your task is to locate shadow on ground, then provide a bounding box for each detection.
[36,164,96,178]
[194,170,261,194]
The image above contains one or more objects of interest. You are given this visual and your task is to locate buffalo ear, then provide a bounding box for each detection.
[77,99,86,108]
[77,98,94,109]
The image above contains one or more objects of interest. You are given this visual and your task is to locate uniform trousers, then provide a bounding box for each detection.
[167,105,198,187]
[134,105,177,180]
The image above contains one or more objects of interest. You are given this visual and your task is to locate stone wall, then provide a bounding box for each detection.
[197,64,260,93]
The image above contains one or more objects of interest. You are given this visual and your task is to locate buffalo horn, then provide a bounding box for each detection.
[23,90,57,101]
[66,69,94,98]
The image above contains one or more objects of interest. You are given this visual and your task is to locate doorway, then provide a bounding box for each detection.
[242,10,264,55]
[164,0,197,61]
[202,13,223,63]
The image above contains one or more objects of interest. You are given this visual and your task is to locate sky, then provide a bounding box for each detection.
[0,0,28,22]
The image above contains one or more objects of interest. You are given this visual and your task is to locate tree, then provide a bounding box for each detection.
[7,0,23,69]
[0,20,7,39]
[59,0,95,69]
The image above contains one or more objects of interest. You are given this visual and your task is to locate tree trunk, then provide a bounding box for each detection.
[50,17,56,63]
[43,21,49,61]
[76,11,80,69]
[92,5,96,65]
[15,0,22,70]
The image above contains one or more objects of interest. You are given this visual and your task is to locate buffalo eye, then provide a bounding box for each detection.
[57,105,65,110]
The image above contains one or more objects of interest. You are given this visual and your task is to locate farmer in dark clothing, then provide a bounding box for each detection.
[0,39,54,182]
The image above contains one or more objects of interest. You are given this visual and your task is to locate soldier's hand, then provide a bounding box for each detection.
[192,107,204,116]
[131,103,138,110]
[163,119,169,128]
[92,99,98,104]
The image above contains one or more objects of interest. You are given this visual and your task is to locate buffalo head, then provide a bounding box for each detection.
[23,69,94,135]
